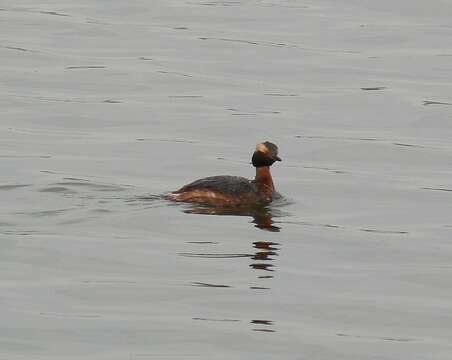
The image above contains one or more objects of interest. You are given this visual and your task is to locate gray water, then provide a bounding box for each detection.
[2,1,452,359]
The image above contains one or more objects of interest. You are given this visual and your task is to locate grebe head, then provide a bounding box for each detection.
[252,141,281,167]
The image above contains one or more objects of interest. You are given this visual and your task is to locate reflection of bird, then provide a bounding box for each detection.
[168,142,281,207]
[183,205,281,232]
[251,212,280,232]
[250,241,279,272]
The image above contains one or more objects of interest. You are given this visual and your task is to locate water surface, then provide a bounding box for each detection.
[2,0,452,359]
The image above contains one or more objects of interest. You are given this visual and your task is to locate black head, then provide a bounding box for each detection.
[252,141,282,168]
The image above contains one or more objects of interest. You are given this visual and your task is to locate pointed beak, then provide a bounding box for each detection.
[274,155,281,161]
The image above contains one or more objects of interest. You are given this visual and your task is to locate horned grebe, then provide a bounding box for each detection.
[168,142,281,207]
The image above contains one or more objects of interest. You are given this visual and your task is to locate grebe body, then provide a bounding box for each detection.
[169,142,281,207]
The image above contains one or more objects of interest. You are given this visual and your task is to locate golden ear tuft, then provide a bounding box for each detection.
[255,143,269,153]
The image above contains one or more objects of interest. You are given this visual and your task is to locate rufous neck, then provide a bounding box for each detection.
[255,166,274,193]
